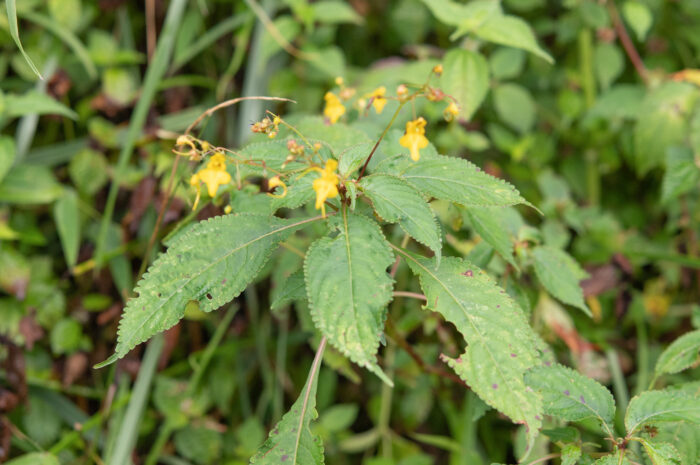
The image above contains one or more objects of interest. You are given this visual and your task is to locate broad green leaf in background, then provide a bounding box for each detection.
[639,440,683,465]
[0,164,63,204]
[594,43,624,91]
[250,341,325,465]
[622,1,653,41]
[402,252,543,453]
[98,214,319,367]
[360,174,442,262]
[462,206,517,269]
[440,48,489,121]
[3,91,78,120]
[5,0,42,79]
[625,390,700,435]
[311,1,363,25]
[270,269,306,311]
[53,188,80,268]
[654,329,700,376]
[391,154,530,208]
[473,15,553,63]
[493,83,536,134]
[661,146,700,204]
[5,453,59,465]
[525,364,616,436]
[0,136,16,184]
[532,246,591,316]
[419,0,501,33]
[281,116,371,153]
[490,47,526,80]
[561,444,582,465]
[304,212,394,384]
[260,16,301,65]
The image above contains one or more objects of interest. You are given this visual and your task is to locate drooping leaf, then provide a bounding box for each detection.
[525,364,616,436]
[53,188,80,268]
[304,212,394,383]
[360,174,442,262]
[640,440,683,465]
[654,329,700,376]
[440,48,489,121]
[625,390,700,435]
[4,91,78,120]
[250,347,325,465]
[462,206,517,269]
[622,1,653,41]
[661,146,700,205]
[532,246,591,316]
[5,0,42,79]
[389,154,530,208]
[97,214,319,367]
[401,252,543,453]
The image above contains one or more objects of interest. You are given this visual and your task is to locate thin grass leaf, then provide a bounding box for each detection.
[5,0,42,79]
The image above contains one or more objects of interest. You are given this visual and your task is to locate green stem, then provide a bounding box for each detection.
[579,28,600,207]
[358,101,407,180]
[378,343,396,459]
[606,348,628,437]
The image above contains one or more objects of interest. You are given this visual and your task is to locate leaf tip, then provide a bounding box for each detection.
[93,353,119,369]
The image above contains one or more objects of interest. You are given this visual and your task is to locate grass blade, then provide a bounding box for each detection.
[5,0,42,79]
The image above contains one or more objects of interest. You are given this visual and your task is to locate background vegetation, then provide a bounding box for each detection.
[0,0,699,464]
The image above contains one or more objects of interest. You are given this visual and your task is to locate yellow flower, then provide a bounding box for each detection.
[368,86,387,114]
[189,153,232,209]
[399,117,429,161]
[324,92,346,124]
[444,101,460,121]
[433,64,443,75]
[267,176,288,198]
[311,159,340,217]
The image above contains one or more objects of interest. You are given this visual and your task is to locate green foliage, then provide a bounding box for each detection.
[304,212,394,384]
[440,48,489,121]
[625,390,700,435]
[654,329,700,376]
[532,246,591,316]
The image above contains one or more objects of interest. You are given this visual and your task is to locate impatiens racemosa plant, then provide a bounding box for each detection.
[94,65,700,465]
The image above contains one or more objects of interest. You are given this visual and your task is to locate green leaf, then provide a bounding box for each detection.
[640,440,683,465]
[462,206,517,269]
[532,246,591,316]
[625,390,700,435]
[493,83,536,134]
[271,270,306,310]
[474,15,553,63]
[304,212,394,384]
[419,0,501,31]
[440,48,489,121]
[174,425,222,465]
[622,1,653,41]
[490,47,526,80]
[5,453,59,465]
[53,188,80,268]
[98,214,319,367]
[661,146,700,205]
[593,450,630,465]
[0,136,16,184]
[594,43,624,91]
[360,174,442,261]
[525,364,615,435]
[283,117,371,154]
[311,1,363,24]
[4,91,78,120]
[654,329,700,376]
[0,164,63,204]
[5,0,43,79]
[390,154,530,208]
[401,252,543,454]
[250,344,325,465]
[561,444,582,465]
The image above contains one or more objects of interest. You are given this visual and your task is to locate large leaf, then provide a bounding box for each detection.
[401,252,543,453]
[654,329,700,377]
[493,83,536,134]
[661,146,700,204]
[419,0,501,32]
[532,246,590,316]
[250,343,325,465]
[360,174,442,262]
[304,212,394,384]
[525,364,616,436]
[53,188,80,268]
[440,48,489,121]
[97,214,318,367]
[625,390,700,435]
[0,164,63,204]
[390,154,529,208]
[640,440,683,465]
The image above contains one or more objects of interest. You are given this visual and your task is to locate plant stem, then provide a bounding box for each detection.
[378,342,396,460]
[606,348,629,436]
[608,0,648,84]
[358,102,406,180]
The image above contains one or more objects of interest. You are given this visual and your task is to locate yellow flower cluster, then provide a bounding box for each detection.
[189,153,231,209]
